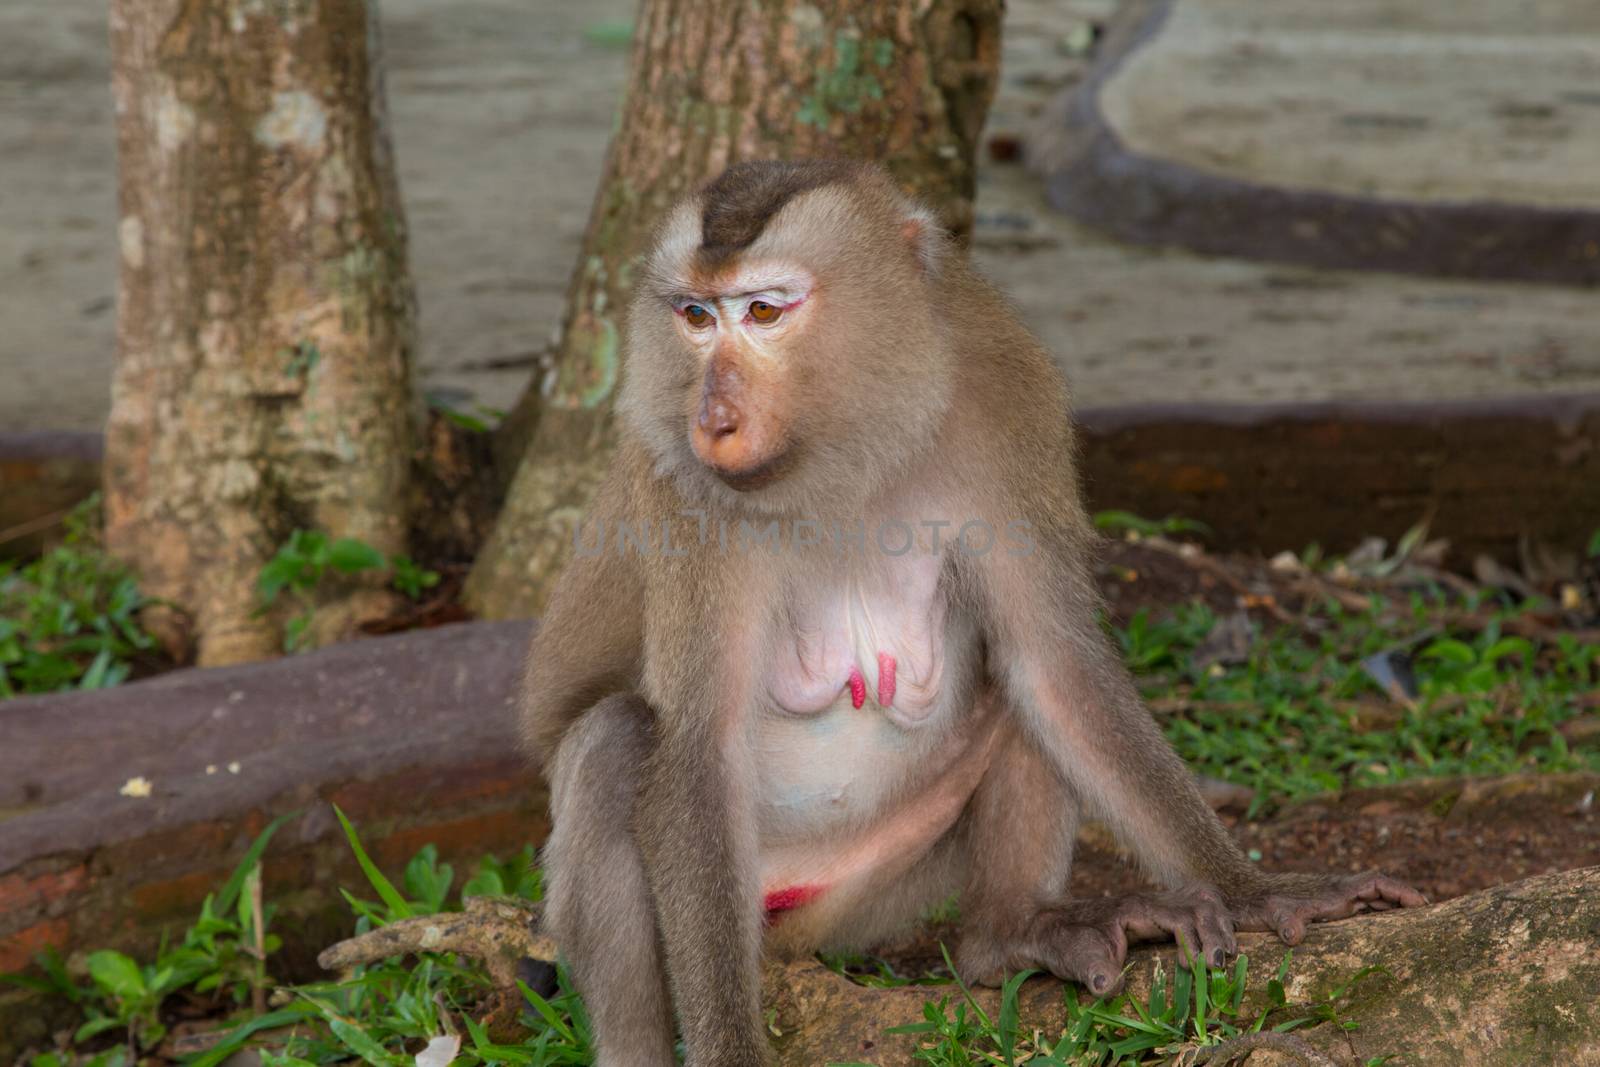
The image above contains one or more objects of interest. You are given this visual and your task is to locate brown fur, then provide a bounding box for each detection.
[523,161,1424,1066]
[696,159,865,268]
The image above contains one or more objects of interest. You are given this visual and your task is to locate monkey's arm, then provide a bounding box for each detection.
[971,502,1423,940]
[633,552,771,1067]
[520,468,645,769]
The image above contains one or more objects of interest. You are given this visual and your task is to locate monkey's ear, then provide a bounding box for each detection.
[899,204,948,277]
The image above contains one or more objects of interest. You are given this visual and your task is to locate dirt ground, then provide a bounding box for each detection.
[5,0,1599,435]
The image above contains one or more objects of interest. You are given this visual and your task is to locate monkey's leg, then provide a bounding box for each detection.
[954,726,1080,987]
[542,695,677,1067]
[955,729,1236,996]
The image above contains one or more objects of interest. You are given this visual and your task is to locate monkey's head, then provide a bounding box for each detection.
[618,160,955,516]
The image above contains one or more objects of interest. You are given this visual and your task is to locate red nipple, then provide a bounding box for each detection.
[878,652,897,707]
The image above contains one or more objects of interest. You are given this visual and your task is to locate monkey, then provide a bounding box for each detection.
[523,159,1424,1067]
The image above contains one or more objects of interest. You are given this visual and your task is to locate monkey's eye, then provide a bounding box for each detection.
[683,304,714,329]
[748,300,781,325]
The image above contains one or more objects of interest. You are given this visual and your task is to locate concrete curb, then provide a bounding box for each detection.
[1037,0,1600,286]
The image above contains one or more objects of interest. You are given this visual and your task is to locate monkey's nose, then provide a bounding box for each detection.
[699,396,741,441]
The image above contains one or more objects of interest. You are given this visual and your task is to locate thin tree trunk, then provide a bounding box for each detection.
[465,0,1003,619]
[106,0,417,665]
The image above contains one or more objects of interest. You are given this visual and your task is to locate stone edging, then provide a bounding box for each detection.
[1037,0,1600,286]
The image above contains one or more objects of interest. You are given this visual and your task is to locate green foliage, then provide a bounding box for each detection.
[425,393,504,434]
[0,495,157,699]
[1094,510,1212,541]
[461,846,543,901]
[4,815,290,1055]
[1123,591,1600,807]
[7,813,569,1067]
[1587,528,1600,559]
[10,813,1401,1067]
[257,530,439,651]
[244,811,586,1066]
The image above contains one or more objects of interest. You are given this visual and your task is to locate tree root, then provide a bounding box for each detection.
[316,895,553,987]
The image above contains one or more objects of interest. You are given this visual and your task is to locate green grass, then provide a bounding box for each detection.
[831,944,1384,1066]
[1120,590,1599,810]
[8,813,1393,1067]
[5,815,589,1067]
[0,495,158,697]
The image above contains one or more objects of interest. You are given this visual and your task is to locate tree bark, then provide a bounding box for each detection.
[464,0,1003,619]
[106,0,417,665]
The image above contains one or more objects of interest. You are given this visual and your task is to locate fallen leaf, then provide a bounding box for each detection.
[416,1033,460,1067]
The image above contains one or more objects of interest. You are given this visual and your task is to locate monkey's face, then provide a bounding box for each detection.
[619,162,953,516]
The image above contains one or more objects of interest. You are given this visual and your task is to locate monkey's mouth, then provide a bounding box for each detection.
[708,447,795,492]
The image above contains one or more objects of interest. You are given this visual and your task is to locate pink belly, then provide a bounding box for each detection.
[757,706,1006,933]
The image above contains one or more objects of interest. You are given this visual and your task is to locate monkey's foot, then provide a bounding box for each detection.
[1230,870,1428,945]
[971,886,1236,995]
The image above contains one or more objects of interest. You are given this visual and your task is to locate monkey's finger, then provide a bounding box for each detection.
[1195,908,1235,968]
[1168,922,1205,969]
[1347,871,1427,909]
[1269,906,1306,946]
[1047,925,1125,997]
[1374,876,1429,908]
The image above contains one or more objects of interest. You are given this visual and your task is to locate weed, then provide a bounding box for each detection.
[8,814,1401,1067]
[257,530,439,650]
[426,393,504,434]
[836,946,1382,1066]
[1123,592,1599,808]
[1094,511,1211,542]
[0,495,157,698]
[3,814,290,1056]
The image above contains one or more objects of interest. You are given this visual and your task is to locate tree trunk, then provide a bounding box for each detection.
[106,0,417,665]
[464,0,1003,619]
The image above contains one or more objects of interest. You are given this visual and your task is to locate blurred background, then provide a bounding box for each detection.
[4,0,1597,625]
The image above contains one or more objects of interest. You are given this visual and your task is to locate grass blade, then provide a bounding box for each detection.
[332,805,412,920]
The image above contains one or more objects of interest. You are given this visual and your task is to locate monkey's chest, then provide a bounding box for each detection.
[754,556,981,837]
[763,554,960,726]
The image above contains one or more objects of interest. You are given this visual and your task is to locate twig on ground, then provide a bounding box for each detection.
[317,896,552,987]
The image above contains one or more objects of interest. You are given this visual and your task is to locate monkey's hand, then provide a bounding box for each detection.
[1018,886,1237,997]
[1228,870,1428,946]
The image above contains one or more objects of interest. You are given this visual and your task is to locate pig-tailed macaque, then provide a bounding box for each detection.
[524,160,1423,1066]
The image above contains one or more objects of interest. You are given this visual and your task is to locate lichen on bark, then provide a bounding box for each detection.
[106,0,417,664]
[466,0,1004,619]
